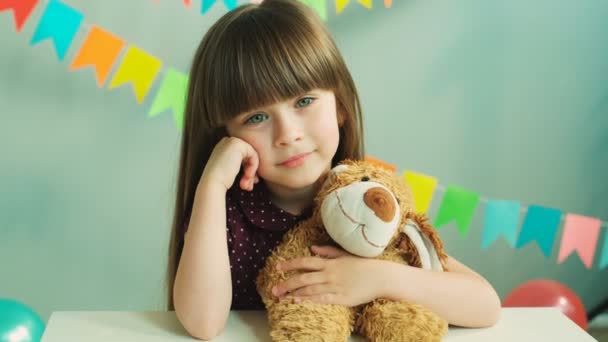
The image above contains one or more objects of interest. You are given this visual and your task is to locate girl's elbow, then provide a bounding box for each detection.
[181,313,228,340]
[480,290,502,327]
[190,322,226,341]
[174,301,229,340]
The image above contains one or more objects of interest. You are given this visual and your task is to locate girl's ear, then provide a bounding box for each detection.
[398,211,449,271]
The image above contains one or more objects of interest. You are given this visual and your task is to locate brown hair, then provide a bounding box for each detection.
[166,0,364,309]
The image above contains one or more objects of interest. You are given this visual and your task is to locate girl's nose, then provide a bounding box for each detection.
[274,116,303,146]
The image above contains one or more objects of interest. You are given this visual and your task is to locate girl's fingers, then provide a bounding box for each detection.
[240,145,259,191]
[311,245,348,259]
[289,284,334,298]
[272,271,326,297]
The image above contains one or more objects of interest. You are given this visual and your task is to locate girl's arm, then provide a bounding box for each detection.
[379,255,501,328]
[173,180,232,340]
[173,137,260,340]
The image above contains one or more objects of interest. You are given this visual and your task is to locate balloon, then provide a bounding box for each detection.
[502,279,588,330]
[0,298,45,342]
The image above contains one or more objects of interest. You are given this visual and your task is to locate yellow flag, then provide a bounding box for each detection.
[336,0,371,14]
[109,45,162,103]
[403,170,437,214]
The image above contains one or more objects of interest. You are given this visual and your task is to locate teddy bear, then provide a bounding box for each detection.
[256,160,450,342]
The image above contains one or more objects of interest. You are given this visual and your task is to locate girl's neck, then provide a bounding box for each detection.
[264,180,322,216]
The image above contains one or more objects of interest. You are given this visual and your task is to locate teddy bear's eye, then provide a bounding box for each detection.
[361,176,370,182]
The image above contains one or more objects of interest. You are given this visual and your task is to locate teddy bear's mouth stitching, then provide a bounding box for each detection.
[334,190,387,248]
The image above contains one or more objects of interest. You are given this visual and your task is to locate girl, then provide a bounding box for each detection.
[167,0,501,339]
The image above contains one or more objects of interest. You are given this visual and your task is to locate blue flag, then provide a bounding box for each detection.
[481,200,521,249]
[30,0,83,60]
[201,0,238,14]
[516,205,562,257]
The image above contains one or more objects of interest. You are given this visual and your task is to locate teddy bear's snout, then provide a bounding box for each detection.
[363,187,396,222]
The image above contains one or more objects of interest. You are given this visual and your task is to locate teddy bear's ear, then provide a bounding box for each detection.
[399,212,448,271]
[330,164,350,174]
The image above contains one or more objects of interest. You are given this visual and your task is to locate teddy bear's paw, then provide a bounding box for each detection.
[267,301,353,342]
[356,299,448,342]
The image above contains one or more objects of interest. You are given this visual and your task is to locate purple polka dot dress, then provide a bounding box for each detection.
[225,181,311,310]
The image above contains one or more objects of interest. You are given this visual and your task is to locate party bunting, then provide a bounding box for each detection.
[108,45,162,103]
[30,0,83,61]
[364,156,397,173]
[0,0,39,32]
[149,68,189,129]
[516,206,561,257]
[201,0,237,14]
[434,185,480,238]
[403,170,437,215]
[69,26,125,87]
[299,0,327,20]
[557,214,601,268]
[336,0,372,14]
[481,200,521,249]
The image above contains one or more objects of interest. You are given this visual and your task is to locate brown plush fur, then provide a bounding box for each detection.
[257,160,449,341]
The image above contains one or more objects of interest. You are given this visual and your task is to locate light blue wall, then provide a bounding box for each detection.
[1,0,606,321]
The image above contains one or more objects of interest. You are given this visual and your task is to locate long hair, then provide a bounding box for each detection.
[166,0,364,309]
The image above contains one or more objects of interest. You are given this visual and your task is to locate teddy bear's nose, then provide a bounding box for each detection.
[363,187,396,222]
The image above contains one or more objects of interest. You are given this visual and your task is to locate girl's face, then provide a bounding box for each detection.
[226,89,341,191]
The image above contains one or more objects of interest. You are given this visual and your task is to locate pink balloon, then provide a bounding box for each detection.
[503,279,588,330]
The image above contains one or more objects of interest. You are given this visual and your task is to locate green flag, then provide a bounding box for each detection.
[149,68,188,129]
[434,185,480,238]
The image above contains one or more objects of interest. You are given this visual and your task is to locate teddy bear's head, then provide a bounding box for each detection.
[315,160,445,269]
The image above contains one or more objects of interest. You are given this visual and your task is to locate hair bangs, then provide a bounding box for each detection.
[203,3,339,126]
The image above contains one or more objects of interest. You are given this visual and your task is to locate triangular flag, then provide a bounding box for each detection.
[299,0,326,21]
[184,0,191,7]
[109,45,162,103]
[403,170,437,214]
[336,0,372,14]
[0,0,39,32]
[481,200,521,249]
[364,156,396,173]
[434,185,480,238]
[30,0,83,60]
[149,68,189,129]
[599,228,608,269]
[557,214,601,268]
[384,0,392,8]
[516,205,561,258]
[201,0,237,14]
[70,26,125,87]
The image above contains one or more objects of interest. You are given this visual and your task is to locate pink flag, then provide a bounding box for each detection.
[557,213,601,268]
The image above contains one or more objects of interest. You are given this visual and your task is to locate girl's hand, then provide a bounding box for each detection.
[272,246,385,307]
[200,137,259,192]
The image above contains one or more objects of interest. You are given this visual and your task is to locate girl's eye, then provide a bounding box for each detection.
[246,113,268,124]
[296,97,314,108]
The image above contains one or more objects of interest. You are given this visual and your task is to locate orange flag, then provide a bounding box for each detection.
[70,26,125,87]
[364,156,397,173]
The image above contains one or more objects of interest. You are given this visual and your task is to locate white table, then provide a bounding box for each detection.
[41,308,597,341]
